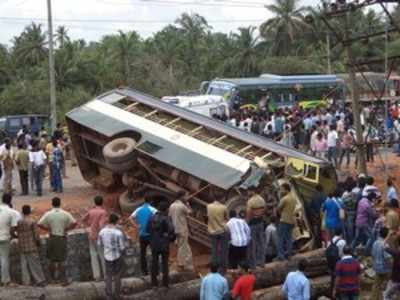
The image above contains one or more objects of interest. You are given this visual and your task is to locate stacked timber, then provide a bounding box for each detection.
[123,249,329,300]
[0,249,330,300]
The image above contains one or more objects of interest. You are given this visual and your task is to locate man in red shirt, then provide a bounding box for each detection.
[82,196,108,281]
[231,262,256,300]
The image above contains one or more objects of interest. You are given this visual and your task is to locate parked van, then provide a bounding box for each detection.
[162,94,229,119]
[0,114,48,138]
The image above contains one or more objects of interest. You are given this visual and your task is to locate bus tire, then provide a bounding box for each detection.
[225,195,247,214]
[105,159,137,174]
[119,190,144,214]
[103,137,137,164]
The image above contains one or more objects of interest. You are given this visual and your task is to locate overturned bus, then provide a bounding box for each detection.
[66,88,337,249]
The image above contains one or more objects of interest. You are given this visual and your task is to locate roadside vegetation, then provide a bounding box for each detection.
[0,0,399,118]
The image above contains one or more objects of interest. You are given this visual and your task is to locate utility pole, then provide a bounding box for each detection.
[384,5,389,194]
[47,0,57,133]
[344,12,367,175]
[326,32,332,74]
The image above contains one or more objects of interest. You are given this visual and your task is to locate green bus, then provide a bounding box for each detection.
[204,74,346,111]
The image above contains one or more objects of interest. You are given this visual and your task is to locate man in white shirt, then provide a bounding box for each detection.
[310,126,319,155]
[29,140,47,196]
[327,125,339,168]
[362,176,381,199]
[387,179,398,202]
[0,193,18,286]
[330,228,346,258]
[282,259,310,300]
[226,210,250,270]
[303,116,313,132]
[265,216,278,262]
[98,213,126,300]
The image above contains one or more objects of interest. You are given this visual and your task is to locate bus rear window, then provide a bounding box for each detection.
[9,118,21,128]
[0,119,5,130]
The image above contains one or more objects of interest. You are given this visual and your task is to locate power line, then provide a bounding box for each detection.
[0,16,265,23]
[99,0,265,8]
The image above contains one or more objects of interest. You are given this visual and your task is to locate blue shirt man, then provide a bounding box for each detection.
[131,201,157,238]
[200,263,229,300]
[282,259,310,300]
[322,197,343,232]
[130,200,157,275]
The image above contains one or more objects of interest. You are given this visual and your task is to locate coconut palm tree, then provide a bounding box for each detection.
[260,0,308,56]
[12,23,47,66]
[175,13,211,73]
[56,26,70,48]
[117,30,140,85]
[227,26,260,77]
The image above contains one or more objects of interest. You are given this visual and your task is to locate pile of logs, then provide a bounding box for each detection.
[0,249,330,300]
[123,249,330,300]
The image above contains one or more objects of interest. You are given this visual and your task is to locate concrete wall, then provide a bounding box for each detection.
[10,229,146,283]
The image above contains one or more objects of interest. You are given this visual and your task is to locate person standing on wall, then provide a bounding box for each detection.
[0,193,18,286]
[129,193,157,276]
[148,201,174,288]
[168,190,194,272]
[98,213,126,300]
[16,205,46,286]
[38,197,77,285]
[82,195,108,281]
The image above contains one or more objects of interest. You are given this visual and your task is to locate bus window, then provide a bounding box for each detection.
[0,118,5,131]
[9,118,21,129]
[305,164,318,181]
[22,117,30,126]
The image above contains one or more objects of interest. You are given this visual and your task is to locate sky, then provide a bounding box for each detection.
[0,0,320,45]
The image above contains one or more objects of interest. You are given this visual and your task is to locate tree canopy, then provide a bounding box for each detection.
[0,6,399,119]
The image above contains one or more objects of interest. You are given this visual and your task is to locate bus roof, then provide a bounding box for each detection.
[213,74,343,87]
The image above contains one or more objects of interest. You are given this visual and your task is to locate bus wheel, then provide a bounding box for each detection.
[105,159,137,174]
[119,190,144,214]
[225,195,247,215]
[103,137,137,164]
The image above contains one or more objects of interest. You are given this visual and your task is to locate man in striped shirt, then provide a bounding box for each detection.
[226,210,250,269]
[98,213,126,300]
[334,246,361,300]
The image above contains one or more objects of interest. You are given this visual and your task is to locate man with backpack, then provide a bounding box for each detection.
[147,200,175,288]
[326,228,346,298]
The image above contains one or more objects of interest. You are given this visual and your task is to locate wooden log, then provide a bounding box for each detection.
[124,249,328,300]
[0,271,197,300]
[252,275,331,300]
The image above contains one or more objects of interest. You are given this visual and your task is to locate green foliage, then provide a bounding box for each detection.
[0,9,399,119]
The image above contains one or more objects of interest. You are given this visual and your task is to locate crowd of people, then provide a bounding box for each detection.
[2,101,400,300]
[0,123,71,197]
[0,139,398,300]
[219,101,400,169]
